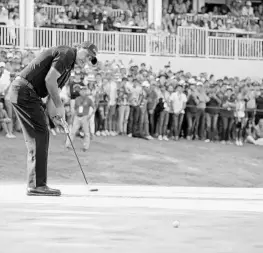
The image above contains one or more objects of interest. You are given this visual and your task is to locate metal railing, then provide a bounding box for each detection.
[0,25,263,61]
[42,5,60,20]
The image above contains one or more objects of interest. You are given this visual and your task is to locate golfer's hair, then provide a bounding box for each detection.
[72,43,81,49]
[72,41,94,50]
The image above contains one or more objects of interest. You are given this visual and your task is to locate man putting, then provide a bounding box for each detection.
[9,42,98,196]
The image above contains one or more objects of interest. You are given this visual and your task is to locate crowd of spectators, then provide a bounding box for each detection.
[34,0,148,31]
[0,1,19,26]
[160,1,263,36]
[1,47,263,148]
[2,0,263,37]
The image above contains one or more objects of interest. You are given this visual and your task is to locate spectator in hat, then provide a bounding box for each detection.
[66,86,94,152]
[255,88,263,125]
[139,80,152,140]
[117,77,130,135]
[246,119,263,146]
[35,6,49,27]
[7,11,19,43]
[234,92,246,146]
[95,76,109,137]
[170,83,187,140]
[53,7,69,24]
[104,71,118,136]
[0,101,15,138]
[0,61,12,112]
[175,0,187,14]
[79,8,93,25]
[220,87,236,144]
[147,80,158,137]
[205,85,221,142]
[0,62,10,99]
[69,71,85,114]
[242,1,254,16]
[195,81,210,140]
[186,84,200,140]
[86,74,97,137]
[127,78,142,138]
[0,3,8,24]
[156,83,170,141]
[68,0,79,19]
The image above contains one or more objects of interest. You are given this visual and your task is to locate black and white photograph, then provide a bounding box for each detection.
[1,0,263,252]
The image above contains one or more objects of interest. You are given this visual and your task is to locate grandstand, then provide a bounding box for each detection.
[0,0,262,77]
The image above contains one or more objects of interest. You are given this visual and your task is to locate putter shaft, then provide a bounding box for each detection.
[60,118,89,185]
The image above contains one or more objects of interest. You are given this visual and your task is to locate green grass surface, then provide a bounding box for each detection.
[1,133,263,187]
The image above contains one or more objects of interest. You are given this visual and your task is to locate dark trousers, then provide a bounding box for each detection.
[95,105,106,132]
[148,112,155,136]
[255,113,263,125]
[221,115,234,141]
[205,113,219,141]
[156,111,169,136]
[196,108,206,139]
[127,105,140,136]
[171,113,184,137]
[186,111,198,137]
[10,79,49,188]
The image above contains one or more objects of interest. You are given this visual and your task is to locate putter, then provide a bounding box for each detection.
[60,118,98,192]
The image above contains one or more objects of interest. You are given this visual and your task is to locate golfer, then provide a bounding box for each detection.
[9,42,98,196]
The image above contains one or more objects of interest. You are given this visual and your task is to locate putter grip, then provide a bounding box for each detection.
[60,118,69,134]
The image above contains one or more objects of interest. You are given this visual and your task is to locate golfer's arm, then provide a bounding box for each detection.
[45,67,63,108]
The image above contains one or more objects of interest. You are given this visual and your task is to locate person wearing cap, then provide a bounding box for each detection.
[156,83,170,141]
[147,81,158,137]
[138,80,152,140]
[220,87,236,144]
[117,79,130,136]
[127,78,142,138]
[195,82,210,140]
[86,74,97,137]
[205,85,221,143]
[185,84,200,140]
[95,75,109,137]
[69,70,85,128]
[170,84,187,141]
[255,87,263,125]
[104,71,118,136]
[0,62,10,100]
[53,7,69,24]
[242,1,254,16]
[1,61,20,137]
[9,41,98,196]
[66,86,94,151]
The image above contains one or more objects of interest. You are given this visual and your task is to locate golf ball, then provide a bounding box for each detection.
[173,220,180,228]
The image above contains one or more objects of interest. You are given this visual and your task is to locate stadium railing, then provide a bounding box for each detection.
[0,25,263,60]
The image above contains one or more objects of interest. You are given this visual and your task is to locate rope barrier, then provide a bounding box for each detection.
[185,104,263,113]
[86,102,263,113]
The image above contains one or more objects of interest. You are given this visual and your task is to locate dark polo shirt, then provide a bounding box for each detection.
[19,46,77,98]
[206,96,221,114]
[70,80,85,100]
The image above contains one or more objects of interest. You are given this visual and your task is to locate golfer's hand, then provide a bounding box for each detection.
[4,118,11,123]
[60,118,69,134]
[56,105,65,121]
[51,106,66,130]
